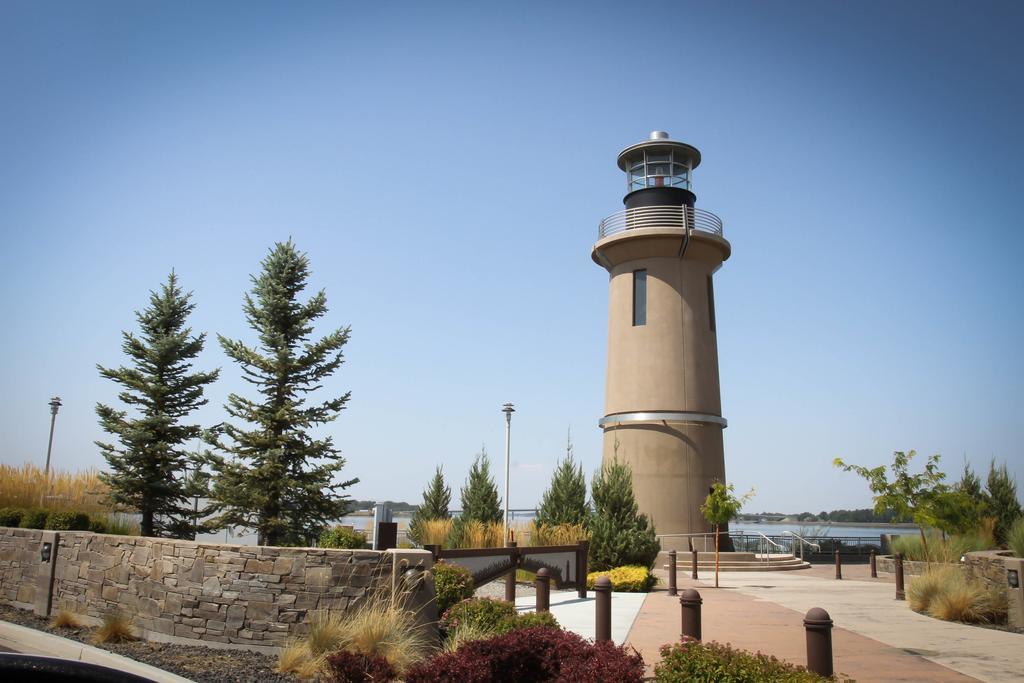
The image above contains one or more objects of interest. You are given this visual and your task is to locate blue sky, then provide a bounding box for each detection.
[1,1,1021,515]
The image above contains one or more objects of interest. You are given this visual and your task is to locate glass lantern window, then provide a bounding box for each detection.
[624,150,691,191]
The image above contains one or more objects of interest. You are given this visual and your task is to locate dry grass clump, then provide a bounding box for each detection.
[92,611,136,644]
[0,463,109,512]
[908,566,960,613]
[456,521,504,549]
[418,518,454,547]
[531,522,591,547]
[442,621,493,653]
[277,587,433,678]
[49,610,82,630]
[909,566,1007,624]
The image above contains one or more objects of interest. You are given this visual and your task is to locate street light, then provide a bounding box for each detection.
[502,402,515,543]
[42,396,62,506]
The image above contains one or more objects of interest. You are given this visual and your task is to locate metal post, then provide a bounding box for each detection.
[691,548,698,580]
[501,403,514,543]
[870,549,877,578]
[679,588,702,640]
[41,396,62,506]
[804,607,834,677]
[668,550,678,596]
[577,540,588,599]
[505,540,517,603]
[834,548,842,580]
[535,567,550,613]
[595,576,612,642]
[895,552,906,600]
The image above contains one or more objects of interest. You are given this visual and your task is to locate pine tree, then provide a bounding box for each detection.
[459,449,502,524]
[96,272,219,538]
[206,240,358,547]
[407,466,451,545]
[536,433,589,528]
[986,459,1022,545]
[588,459,660,571]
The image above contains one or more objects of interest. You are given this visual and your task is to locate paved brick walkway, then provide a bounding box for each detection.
[626,568,984,681]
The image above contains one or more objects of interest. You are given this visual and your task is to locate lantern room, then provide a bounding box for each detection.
[617,131,701,209]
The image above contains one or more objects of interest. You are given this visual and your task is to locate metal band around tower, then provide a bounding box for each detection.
[598,411,728,428]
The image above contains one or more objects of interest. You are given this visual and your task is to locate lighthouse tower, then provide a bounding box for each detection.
[592,131,731,550]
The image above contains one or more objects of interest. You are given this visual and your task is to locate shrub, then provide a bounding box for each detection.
[324,650,398,682]
[1009,517,1024,558]
[319,526,368,549]
[45,511,91,531]
[655,637,829,682]
[97,513,140,536]
[442,621,494,653]
[433,562,474,615]
[331,590,432,674]
[0,507,23,527]
[88,517,107,534]
[929,574,1006,624]
[440,598,515,633]
[18,508,48,529]
[504,611,559,632]
[908,566,960,614]
[587,565,656,592]
[92,611,136,644]
[891,531,993,563]
[405,626,644,683]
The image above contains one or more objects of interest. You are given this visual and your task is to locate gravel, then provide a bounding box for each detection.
[0,605,294,683]
[473,579,535,600]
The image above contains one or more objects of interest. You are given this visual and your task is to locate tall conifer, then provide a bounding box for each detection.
[459,449,502,524]
[96,272,219,538]
[986,459,1022,545]
[407,466,452,544]
[206,240,358,546]
[588,459,660,571]
[536,432,589,528]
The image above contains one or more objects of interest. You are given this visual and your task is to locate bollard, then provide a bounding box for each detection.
[870,549,877,578]
[679,588,702,640]
[691,548,699,580]
[834,548,842,580]
[895,552,906,600]
[505,541,517,603]
[595,576,612,642]
[668,550,678,596]
[804,607,834,678]
[535,567,550,613]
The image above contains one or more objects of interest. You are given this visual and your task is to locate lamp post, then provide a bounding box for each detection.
[42,396,62,505]
[502,402,515,542]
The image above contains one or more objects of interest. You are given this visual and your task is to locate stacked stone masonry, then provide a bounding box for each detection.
[0,527,399,648]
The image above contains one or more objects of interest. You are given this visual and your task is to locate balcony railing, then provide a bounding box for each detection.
[598,205,724,239]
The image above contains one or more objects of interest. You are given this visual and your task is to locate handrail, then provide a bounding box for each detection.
[598,205,724,239]
[783,531,821,560]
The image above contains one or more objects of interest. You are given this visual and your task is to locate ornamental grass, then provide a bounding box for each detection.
[0,462,109,512]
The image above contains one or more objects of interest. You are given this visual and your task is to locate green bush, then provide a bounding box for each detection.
[440,598,515,633]
[318,525,367,549]
[88,517,108,534]
[655,638,831,682]
[45,511,91,531]
[589,460,660,571]
[0,507,24,527]
[433,562,474,615]
[502,610,560,633]
[19,509,48,529]
[587,565,656,592]
[1009,517,1024,558]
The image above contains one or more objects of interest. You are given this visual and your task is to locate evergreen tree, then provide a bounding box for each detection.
[407,466,451,545]
[536,433,589,528]
[986,459,1022,545]
[96,272,219,538]
[206,240,358,546]
[957,461,984,499]
[588,459,660,571]
[459,449,502,524]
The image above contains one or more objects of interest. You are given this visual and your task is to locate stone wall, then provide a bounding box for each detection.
[0,527,432,651]
[0,528,43,610]
[963,549,1012,591]
[875,554,939,577]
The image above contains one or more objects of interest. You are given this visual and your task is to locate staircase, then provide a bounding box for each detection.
[659,550,811,572]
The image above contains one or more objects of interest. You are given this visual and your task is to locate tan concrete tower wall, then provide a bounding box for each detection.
[593,229,730,549]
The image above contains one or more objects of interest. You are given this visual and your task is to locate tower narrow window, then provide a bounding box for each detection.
[633,269,647,326]
[707,275,716,332]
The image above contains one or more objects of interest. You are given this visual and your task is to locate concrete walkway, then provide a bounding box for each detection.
[626,566,1022,682]
[515,589,647,645]
[0,620,194,683]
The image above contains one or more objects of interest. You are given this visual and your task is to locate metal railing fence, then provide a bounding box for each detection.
[598,205,724,239]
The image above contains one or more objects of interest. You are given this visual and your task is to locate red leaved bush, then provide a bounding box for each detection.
[404,626,644,683]
[325,650,398,682]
